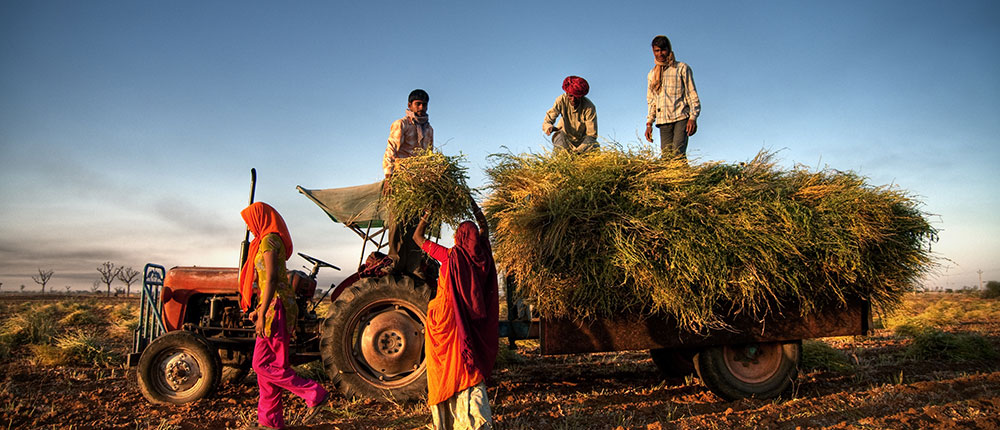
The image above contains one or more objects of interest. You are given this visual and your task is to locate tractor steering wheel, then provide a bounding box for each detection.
[298,252,341,271]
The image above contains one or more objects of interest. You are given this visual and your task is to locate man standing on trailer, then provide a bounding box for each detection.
[543,76,599,154]
[382,89,434,274]
[644,35,701,158]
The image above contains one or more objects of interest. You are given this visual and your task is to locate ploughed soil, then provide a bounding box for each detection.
[1,293,999,429]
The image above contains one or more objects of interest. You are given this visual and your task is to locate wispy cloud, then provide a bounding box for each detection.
[152,198,231,236]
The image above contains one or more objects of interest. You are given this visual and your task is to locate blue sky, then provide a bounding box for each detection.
[1,0,997,292]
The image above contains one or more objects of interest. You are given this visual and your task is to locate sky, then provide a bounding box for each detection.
[1,0,998,293]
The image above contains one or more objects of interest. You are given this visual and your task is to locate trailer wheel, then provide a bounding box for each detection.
[320,275,430,402]
[137,331,222,404]
[650,347,696,378]
[694,340,800,401]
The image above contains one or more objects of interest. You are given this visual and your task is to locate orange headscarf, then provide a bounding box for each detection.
[238,202,293,311]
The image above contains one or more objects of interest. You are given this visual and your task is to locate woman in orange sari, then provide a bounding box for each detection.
[240,202,328,430]
[413,201,499,430]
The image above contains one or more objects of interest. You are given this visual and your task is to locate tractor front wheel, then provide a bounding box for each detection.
[137,331,222,404]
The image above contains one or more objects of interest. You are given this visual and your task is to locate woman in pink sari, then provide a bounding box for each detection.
[240,202,328,430]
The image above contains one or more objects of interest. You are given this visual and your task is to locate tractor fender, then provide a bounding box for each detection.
[328,272,363,303]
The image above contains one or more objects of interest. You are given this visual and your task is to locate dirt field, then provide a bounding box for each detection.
[1,293,998,429]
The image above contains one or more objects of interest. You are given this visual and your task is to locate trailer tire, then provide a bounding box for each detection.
[694,340,800,401]
[320,275,430,402]
[137,331,222,405]
[650,348,697,378]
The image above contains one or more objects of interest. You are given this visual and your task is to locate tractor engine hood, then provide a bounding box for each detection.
[162,267,239,331]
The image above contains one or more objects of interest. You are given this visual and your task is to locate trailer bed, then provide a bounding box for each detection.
[539,297,870,355]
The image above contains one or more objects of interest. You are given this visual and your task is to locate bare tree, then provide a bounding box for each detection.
[117,266,140,297]
[97,261,121,297]
[90,280,101,294]
[20,285,25,293]
[65,285,72,294]
[31,268,54,294]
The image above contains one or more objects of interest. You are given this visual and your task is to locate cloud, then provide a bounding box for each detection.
[152,198,231,236]
[0,237,133,289]
[0,238,130,266]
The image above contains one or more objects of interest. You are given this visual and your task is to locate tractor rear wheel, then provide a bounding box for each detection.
[694,340,801,401]
[137,331,222,404]
[320,275,431,402]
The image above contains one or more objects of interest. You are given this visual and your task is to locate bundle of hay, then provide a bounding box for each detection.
[385,150,475,227]
[484,148,937,332]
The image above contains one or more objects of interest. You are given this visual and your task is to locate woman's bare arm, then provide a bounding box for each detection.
[471,199,488,237]
[412,211,430,247]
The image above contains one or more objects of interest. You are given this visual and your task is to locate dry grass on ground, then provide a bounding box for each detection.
[1,292,998,429]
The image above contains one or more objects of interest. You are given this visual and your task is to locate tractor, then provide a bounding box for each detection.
[129,180,443,404]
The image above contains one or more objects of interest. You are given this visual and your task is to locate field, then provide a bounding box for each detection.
[1,293,998,429]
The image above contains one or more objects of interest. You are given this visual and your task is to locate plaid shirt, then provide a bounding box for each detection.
[383,116,433,176]
[646,61,700,125]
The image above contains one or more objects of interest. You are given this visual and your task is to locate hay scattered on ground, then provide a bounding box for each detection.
[485,147,937,332]
[0,299,126,365]
[385,150,475,227]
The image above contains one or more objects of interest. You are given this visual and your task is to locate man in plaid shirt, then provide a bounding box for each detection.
[644,35,701,158]
[382,89,434,276]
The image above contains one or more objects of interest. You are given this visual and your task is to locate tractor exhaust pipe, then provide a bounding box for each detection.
[238,168,257,269]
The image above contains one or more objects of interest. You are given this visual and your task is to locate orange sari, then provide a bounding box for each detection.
[421,221,499,406]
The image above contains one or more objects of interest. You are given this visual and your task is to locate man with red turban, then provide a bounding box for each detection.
[543,75,599,154]
[413,200,499,430]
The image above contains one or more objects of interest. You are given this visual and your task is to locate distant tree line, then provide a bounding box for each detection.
[3,262,142,296]
[96,261,141,297]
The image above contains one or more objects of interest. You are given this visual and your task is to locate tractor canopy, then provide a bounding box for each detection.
[297,181,388,229]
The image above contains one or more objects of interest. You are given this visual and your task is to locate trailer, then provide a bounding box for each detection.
[537,296,869,400]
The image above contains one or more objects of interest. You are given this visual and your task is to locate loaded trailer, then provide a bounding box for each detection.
[128,180,871,404]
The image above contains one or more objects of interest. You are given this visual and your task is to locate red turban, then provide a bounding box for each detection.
[562,76,589,97]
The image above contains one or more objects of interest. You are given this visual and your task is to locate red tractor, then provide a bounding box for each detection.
[129,181,440,404]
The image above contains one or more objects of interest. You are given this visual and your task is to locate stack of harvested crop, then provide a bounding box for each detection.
[484,148,937,332]
[385,150,475,227]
